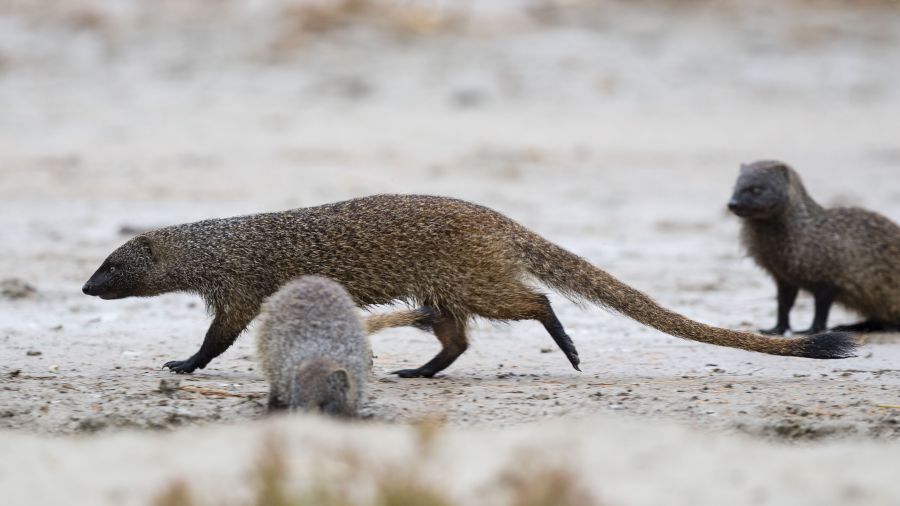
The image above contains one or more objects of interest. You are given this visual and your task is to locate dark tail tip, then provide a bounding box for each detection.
[798,331,859,359]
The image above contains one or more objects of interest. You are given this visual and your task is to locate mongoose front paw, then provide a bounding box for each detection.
[163,359,199,374]
[793,327,825,336]
[760,326,789,336]
[391,368,436,378]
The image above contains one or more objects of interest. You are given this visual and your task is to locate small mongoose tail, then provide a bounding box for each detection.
[364,307,439,335]
[792,331,858,359]
[513,232,859,359]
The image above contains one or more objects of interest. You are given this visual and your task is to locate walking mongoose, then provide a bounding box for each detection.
[82,194,857,377]
[729,160,900,334]
[256,276,369,416]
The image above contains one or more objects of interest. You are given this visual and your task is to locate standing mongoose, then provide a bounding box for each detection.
[83,194,857,377]
[729,160,900,334]
[256,276,369,416]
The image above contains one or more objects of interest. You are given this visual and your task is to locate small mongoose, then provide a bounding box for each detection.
[83,194,857,377]
[256,276,369,415]
[729,160,900,334]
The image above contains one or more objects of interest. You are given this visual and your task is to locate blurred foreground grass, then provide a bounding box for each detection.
[152,420,600,506]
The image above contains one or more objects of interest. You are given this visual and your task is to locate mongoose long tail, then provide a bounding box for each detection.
[513,232,858,359]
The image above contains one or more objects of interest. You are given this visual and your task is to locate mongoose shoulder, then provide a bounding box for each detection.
[256,276,370,416]
[84,193,857,377]
[729,160,900,334]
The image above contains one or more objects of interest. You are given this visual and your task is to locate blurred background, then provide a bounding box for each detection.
[1,0,898,206]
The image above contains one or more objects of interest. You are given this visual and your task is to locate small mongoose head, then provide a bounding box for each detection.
[728,160,795,220]
[82,236,160,299]
[289,357,355,417]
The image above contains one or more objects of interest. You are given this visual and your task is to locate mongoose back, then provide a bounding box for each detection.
[729,160,900,334]
[256,276,369,415]
[83,194,857,377]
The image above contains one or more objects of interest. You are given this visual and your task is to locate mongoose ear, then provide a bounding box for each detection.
[135,236,159,263]
[773,162,792,180]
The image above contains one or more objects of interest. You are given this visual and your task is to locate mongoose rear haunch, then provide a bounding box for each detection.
[729,161,900,335]
[83,194,857,377]
[256,276,369,415]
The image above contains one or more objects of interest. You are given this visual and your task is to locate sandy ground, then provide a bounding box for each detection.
[1,1,900,504]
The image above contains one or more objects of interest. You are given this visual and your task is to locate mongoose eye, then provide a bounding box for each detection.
[748,186,763,196]
[108,266,117,273]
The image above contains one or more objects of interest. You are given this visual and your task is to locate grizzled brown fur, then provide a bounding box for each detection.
[256,276,369,416]
[84,194,857,377]
[730,160,900,335]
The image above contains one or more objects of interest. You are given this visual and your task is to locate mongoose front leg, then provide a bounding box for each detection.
[794,285,837,335]
[392,314,468,378]
[163,312,250,374]
[760,281,799,335]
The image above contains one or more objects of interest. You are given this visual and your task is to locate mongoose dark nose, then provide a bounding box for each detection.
[727,199,741,212]
[82,282,94,295]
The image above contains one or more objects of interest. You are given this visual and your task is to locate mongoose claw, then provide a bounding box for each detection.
[391,368,435,378]
[792,327,824,336]
[760,326,789,336]
[163,358,199,374]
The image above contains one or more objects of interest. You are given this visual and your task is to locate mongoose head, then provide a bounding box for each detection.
[728,160,793,220]
[288,358,355,417]
[82,236,160,299]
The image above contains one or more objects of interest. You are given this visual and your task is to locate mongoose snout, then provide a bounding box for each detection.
[83,237,156,300]
[728,164,790,219]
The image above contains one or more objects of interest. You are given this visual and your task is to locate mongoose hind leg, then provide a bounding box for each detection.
[392,314,468,378]
[831,320,900,333]
[794,285,838,335]
[531,296,581,371]
[365,306,439,334]
[475,291,580,372]
[163,311,253,374]
[760,281,798,335]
